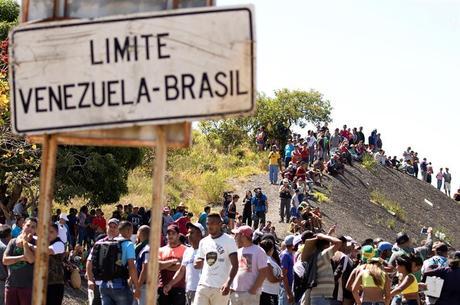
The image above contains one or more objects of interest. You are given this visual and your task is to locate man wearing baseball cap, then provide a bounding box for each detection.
[86,218,120,305]
[158,224,187,305]
[229,225,268,305]
[164,222,205,305]
[280,235,296,305]
[56,213,70,247]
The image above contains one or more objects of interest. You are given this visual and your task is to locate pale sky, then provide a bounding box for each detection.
[218,0,460,194]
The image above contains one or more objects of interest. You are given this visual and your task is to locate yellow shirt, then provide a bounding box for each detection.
[269,151,280,165]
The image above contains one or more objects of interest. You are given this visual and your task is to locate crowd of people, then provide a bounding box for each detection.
[0,190,458,305]
[260,124,458,201]
[0,125,457,305]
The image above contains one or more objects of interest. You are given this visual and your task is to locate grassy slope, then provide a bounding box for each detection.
[58,133,264,219]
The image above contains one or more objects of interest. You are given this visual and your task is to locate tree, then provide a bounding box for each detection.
[199,89,332,151]
[54,146,143,204]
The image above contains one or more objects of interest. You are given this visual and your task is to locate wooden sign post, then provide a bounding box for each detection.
[10,1,255,305]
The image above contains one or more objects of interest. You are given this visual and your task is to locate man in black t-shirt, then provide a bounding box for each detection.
[127,207,143,234]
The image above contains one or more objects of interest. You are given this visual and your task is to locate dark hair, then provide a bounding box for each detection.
[259,239,274,254]
[207,213,222,223]
[396,255,413,273]
[204,206,211,212]
[26,217,38,224]
[0,225,12,238]
[50,223,59,232]
[118,221,133,231]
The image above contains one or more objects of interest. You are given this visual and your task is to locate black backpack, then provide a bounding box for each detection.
[91,239,130,281]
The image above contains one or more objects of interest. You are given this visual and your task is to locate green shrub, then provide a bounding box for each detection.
[312,191,329,203]
[362,153,377,171]
[370,190,406,221]
[0,0,19,23]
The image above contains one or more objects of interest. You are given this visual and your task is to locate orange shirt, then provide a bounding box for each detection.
[158,244,187,288]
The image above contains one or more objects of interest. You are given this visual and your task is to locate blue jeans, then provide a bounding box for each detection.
[310,296,332,305]
[269,164,279,184]
[78,226,86,245]
[99,287,133,305]
[278,286,288,305]
[437,179,442,190]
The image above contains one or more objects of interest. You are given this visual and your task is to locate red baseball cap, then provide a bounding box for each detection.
[232,225,253,238]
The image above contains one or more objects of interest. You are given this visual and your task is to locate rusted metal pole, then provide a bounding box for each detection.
[32,134,58,305]
[145,125,167,305]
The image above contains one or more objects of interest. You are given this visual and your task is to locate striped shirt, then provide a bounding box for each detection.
[310,247,335,298]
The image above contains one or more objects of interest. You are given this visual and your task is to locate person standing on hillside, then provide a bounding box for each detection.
[436,168,444,190]
[198,206,211,234]
[420,158,428,182]
[329,128,342,154]
[443,168,452,197]
[193,213,238,305]
[284,139,295,168]
[307,132,317,165]
[242,191,253,227]
[268,145,281,185]
[357,127,365,144]
[279,179,293,224]
[251,188,268,229]
[412,154,419,179]
[426,162,433,184]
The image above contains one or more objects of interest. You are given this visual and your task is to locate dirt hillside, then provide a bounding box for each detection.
[232,164,460,248]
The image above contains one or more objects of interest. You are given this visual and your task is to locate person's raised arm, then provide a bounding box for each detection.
[22,240,35,263]
[316,233,342,253]
[2,240,26,266]
[419,227,433,257]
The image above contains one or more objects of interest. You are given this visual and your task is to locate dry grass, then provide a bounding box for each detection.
[54,133,263,220]
[370,190,406,221]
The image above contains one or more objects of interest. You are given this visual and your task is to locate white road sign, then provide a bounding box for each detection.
[10,6,255,135]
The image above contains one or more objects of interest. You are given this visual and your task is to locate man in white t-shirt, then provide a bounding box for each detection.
[193,213,238,305]
[163,222,205,305]
[230,225,268,305]
[56,213,69,246]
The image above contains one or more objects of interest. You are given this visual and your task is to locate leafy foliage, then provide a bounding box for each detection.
[199,89,332,151]
[0,0,19,41]
[54,146,143,205]
[0,2,144,208]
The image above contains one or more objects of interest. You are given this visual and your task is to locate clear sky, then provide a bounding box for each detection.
[218,0,460,194]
